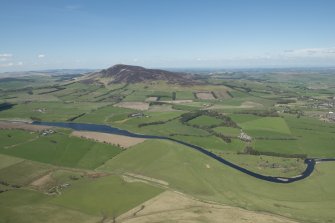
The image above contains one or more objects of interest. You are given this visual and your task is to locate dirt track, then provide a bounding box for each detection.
[71,131,146,148]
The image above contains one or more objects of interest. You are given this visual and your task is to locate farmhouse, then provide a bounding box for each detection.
[239,130,252,142]
[41,129,54,136]
[327,111,335,121]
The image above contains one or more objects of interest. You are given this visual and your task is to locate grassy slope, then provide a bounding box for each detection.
[0,154,23,169]
[0,190,100,223]
[0,174,162,223]
[98,139,335,223]
[0,160,53,185]
[50,175,163,217]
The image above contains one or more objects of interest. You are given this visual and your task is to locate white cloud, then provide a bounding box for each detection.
[0,62,14,68]
[0,53,12,57]
[0,53,12,61]
[281,47,335,58]
[37,54,46,58]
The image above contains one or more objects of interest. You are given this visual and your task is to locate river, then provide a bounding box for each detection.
[33,121,335,184]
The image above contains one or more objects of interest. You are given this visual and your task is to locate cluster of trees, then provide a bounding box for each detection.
[224,83,252,93]
[234,109,279,117]
[172,92,176,100]
[180,110,239,128]
[180,110,239,143]
[276,99,296,104]
[138,116,179,128]
[241,146,307,159]
[138,120,166,128]
[201,110,239,128]
[282,107,304,118]
[227,91,234,98]
[211,91,218,99]
[38,86,66,95]
[211,131,232,143]
[180,111,202,123]
[67,113,86,122]
[149,101,165,106]
[0,102,15,111]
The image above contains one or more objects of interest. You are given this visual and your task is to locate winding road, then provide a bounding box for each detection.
[33,121,335,184]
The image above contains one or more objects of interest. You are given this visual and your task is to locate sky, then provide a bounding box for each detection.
[1,0,335,71]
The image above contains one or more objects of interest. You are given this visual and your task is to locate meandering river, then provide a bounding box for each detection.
[33,121,335,184]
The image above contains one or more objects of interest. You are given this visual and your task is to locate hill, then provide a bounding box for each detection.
[82,64,197,85]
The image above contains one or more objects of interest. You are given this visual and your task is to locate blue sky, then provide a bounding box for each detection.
[1,0,335,71]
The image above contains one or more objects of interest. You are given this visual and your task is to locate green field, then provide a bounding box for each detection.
[213,126,241,136]
[0,101,109,122]
[0,130,122,169]
[1,68,335,223]
[0,189,100,223]
[0,160,52,186]
[99,139,335,223]
[50,175,163,217]
[239,117,291,135]
[188,115,224,127]
[0,174,162,223]
[0,154,23,169]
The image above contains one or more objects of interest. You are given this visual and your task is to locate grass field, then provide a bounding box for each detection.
[0,129,37,147]
[0,154,23,169]
[0,101,109,122]
[172,134,245,152]
[98,139,335,223]
[50,175,163,217]
[213,126,241,137]
[0,189,100,223]
[0,160,53,186]
[188,115,224,127]
[239,117,291,135]
[221,153,306,177]
[1,70,335,223]
[176,91,195,100]
[0,174,162,223]
[0,129,122,169]
[75,105,134,124]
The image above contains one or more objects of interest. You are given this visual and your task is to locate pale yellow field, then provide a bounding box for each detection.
[71,131,146,148]
[116,191,298,223]
[114,102,150,110]
[0,121,52,132]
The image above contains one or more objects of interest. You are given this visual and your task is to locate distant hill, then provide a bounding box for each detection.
[82,64,197,85]
[0,69,94,78]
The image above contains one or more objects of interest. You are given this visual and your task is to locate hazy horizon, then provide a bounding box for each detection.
[1,0,335,72]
